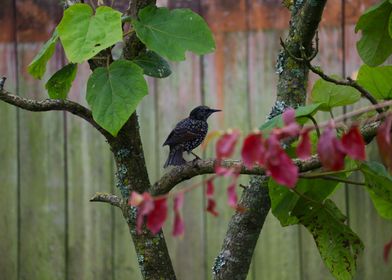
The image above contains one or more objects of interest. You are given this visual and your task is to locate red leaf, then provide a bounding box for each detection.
[342,125,366,161]
[282,108,295,125]
[296,130,312,160]
[129,192,154,234]
[265,135,298,188]
[206,179,219,216]
[206,198,219,216]
[227,183,238,208]
[206,179,215,197]
[317,125,346,171]
[172,193,185,236]
[384,239,392,263]
[216,129,240,160]
[129,191,144,206]
[146,198,168,234]
[241,133,265,168]
[377,114,392,172]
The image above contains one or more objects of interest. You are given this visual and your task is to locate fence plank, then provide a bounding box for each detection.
[155,54,205,280]
[343,6,392,276]
[17,43,66,280]
[66,63,114,280]
[247,28,302,280]
[203,30,252,279]
[0,42,18,279]
[299,22,347,279]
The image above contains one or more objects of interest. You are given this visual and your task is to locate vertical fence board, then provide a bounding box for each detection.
[343,2,392,276]
[203,30,251,279]
[156,54,205,280]
[66,63,114,280]
[0,43,18,280]
[300,22,346,279]
[247,28,302,280]
[17,44,66,280]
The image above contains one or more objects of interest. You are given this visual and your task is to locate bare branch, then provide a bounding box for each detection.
[90,192,124,209]
[0,89,114,141]
[279,37,383,113]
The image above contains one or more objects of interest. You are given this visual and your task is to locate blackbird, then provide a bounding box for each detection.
[163,105,221,167]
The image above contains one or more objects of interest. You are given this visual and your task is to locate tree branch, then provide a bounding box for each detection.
[90,192,124,209]
[0,89,114,141]
[212,176,270,279]
[151,118,380,196]
[279,36,383,113]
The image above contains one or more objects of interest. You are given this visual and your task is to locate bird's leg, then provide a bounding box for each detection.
[189,151,201,160]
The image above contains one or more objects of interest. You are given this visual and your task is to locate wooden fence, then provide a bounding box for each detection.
[1,0,391,279]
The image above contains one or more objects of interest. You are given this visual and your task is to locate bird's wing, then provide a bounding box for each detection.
[163,120,199,146]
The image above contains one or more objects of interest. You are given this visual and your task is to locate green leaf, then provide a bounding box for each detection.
[86,60,148,136]
[45,64,77,99]
[259,103,322,135]
[311,77,361,111]
[133,6,215,61]
[269,177,340,226]
[27,30,59,79]
[356,64,392,100]
[295,199,364,280]
[360,161,392,219]
[57,4,122,63]
[356,0,392,66]
[133,50,172,78]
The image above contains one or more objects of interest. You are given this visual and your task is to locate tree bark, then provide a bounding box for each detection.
[106,1,176,279]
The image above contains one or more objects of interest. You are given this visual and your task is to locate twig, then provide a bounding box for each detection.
[90,192,124,209]
[0,89,114,141]
[280,36,383,113]
[320,175,366,186]
[304,115,320,137]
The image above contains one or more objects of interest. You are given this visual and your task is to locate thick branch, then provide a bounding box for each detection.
[212,177,270,279]
[152,156,321,196]
[0,89,113,141]
[276,0,327,106]
[152,119,380,196]
[90,192,123,209]
[210,1,328,279]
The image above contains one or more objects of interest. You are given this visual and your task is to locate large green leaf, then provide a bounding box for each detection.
[133,6,215,61]
[356,0,392,66]
[259,103,322,135]
[133,50,172,78]
[57,4,122,63]
[360,161,392,219]
[357,65,392,100]
[45,64,77,99]
[86,60,148,136]
[27,30,59,79]
[311,77,361,111]
[269,177,340,226]
[295,199,364,280]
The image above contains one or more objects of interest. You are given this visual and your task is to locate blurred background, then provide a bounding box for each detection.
[1,0,391,279]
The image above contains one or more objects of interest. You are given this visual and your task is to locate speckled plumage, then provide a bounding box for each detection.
[163,106,221,167]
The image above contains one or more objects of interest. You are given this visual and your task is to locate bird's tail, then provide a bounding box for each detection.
[164,148,185,168]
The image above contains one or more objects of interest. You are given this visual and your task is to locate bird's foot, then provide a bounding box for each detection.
[190,151,201,160]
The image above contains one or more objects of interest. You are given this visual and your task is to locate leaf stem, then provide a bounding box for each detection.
[300,168,359,178]
[318,175,366,186]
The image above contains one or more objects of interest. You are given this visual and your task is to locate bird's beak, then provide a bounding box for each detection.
[209,109,221,113]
